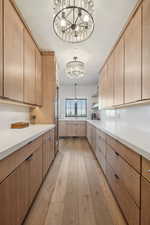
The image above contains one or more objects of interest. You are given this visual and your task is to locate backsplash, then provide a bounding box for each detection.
[0,103,30,130]
[101,104,150,132]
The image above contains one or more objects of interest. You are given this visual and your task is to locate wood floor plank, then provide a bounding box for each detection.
[51,153,70,203]
[24,138,127,225]
[23,153,63,225]
[44,202,64,225]
[61,140,79,225]
[83,139,127,225]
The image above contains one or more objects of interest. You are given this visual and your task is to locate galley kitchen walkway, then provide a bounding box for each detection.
[23,138,127,225]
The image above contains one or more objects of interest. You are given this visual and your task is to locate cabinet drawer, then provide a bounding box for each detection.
[0,136,43,183]
[95,148,106,174]
[96,134,106,157]
[43,131,51,142]
[106,163,140,225]
[106,135,141,172]
[142,157,150,182]
[96,129,106,141]
[106,144,140,207]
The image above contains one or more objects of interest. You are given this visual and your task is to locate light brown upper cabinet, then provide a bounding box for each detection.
[107,54,114,107]
[142,0,150,99]
[24,29,36,105]
[100,65,108,108]
[4,0,24,101]
[114,38,124,105]
[0,0,2,97]
[35,49,42,106]
[124,6,142,103]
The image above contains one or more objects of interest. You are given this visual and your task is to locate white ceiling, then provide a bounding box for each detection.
[15,0,138,85]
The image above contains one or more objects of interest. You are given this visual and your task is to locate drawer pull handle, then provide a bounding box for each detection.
[26,154,33,161]
[28,141,33,145]
[114,174,120,180]
[115,152,119,156]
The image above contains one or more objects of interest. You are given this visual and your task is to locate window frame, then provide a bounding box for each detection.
[65,98,87,118]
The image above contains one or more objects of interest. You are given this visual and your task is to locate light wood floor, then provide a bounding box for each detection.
[23,138,127,225]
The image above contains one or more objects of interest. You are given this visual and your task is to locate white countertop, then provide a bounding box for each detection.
[0,124,55,160]
[87,120,150,160]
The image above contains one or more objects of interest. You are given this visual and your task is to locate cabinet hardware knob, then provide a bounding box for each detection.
[114,174,120,180]
[28,141,33,145]
[26,154,33,161]
[115,152,119,156]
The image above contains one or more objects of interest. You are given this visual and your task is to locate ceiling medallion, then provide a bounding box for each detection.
[66,56,85,79]
[53,0,94,43]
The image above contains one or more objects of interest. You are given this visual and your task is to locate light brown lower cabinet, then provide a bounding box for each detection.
[59,121,86,137]
[87,122,96,150]
[141,177,150,225]
[106,163,140,225]
[0,159,30,225]
[0,128,55,225]
[86,122,146,225]
[43,130,55,177]
[29,145,43,203]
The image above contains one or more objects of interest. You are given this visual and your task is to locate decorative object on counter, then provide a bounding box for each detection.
[53,0,94,43]
[66,56,85,79]
[11,122,29,129]
[30,115,36,124]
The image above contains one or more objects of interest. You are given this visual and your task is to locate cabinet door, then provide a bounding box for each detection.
[141,177,150,225]
[43,132,52,177]
[142,0,150,99]
[107,54,114,107]
[114,38,124,105]
[0,160,30,225]
[50,129,55,163]
[35,49,42,106]
[4,0,23,101]
[0,0,2,96]
[59,121,66,137]
[102,65,108,108]
[76,123,86,137]
[30,145,43,202]
[24,29,36,104]
[124,7,142,103]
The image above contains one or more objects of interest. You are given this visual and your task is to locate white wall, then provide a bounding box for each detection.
[0,103,30,130]
[100,104,150,133]
[59,84,97,119]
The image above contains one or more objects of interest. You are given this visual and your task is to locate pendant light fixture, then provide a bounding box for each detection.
[66,56,85,79]
[53,0,94,43]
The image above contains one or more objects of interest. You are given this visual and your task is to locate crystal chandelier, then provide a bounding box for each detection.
[66,57,85,79]
[53,0,94,43]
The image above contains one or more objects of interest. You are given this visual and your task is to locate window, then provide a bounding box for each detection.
[65,99,87,117]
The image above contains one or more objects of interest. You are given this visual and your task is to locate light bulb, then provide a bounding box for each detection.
[75,25,79,31]
[60,19,66,27]
[83,14,89,22]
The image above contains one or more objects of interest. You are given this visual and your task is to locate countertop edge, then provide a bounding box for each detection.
[87,120,150,161]
[0,125,55,161]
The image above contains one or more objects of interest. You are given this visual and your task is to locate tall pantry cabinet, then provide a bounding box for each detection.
[0,0,2,97]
